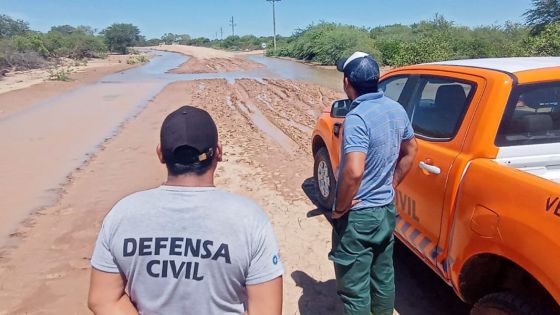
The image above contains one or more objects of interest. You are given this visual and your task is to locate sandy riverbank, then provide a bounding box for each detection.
[0,55,140,120]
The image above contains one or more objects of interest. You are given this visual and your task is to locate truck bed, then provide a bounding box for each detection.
[496,145,560,184]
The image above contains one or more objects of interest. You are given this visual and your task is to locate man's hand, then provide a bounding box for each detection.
[332,199,361,219]
[334,152,366,217]
[88,268,139,315]
[393,138,418,188]
[247,276,283,315]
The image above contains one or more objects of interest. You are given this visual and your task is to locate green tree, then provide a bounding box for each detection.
[524,0,560,34]
[50,25,78,35]
[161,33,177,45]
[531,22,560,55]
[102,23,141,54]
[0,14,30,38]
[189,37,211,47]
[176,34,191,45]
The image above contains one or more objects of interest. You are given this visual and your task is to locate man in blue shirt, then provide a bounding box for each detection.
[329,52,418,315]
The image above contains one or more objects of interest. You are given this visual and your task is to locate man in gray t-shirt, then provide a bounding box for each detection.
[88,106,284,315]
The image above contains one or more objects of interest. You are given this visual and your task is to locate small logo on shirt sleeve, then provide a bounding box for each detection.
[272,254,279,265]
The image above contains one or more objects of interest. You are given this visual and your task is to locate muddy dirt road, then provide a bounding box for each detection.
[0,48,469,314]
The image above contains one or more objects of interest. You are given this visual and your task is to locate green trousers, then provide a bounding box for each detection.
[329,204,397,315]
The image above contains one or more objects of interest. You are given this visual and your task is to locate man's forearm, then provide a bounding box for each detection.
[90,294,139,315]
[393,153,414,187]
[334,173,361,215]
[334,152,366,218]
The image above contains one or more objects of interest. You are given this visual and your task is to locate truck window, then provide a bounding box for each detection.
[379,75,419,117]
[380,76,408,103]
[410,76,475,140]
[496,81,560,146]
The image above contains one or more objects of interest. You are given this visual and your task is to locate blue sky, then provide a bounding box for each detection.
[1,0,533,39]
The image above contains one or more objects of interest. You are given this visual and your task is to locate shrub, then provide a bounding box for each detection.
[126,55,149,64]
[271,23,381,65]
[14,33,49,57]
[43,29,107,59]
[530,22,560,55]
[48,66,73,81]
[0,38,45,70]
[373,17,532,66]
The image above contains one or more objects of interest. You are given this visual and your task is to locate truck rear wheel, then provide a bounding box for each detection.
[471,292,553,315]
[313,147,335,210]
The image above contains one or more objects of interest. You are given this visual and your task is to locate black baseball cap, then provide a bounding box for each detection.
[337,52,380,90]
[160,106,218,165]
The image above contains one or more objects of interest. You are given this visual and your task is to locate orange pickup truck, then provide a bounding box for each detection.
[312,58,560,314]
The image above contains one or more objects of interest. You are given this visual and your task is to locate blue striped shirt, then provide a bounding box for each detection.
[339,91,414,209]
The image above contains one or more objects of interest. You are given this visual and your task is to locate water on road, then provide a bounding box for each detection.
[0,51,341,241]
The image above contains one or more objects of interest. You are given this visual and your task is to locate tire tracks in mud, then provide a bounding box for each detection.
[232,79,340,155]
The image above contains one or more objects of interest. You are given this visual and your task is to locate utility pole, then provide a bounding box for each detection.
[267,0,281,51]
[229,16,236,37]
[220,27,223,40]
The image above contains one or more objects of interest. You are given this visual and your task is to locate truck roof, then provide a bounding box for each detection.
[429,57,560,74]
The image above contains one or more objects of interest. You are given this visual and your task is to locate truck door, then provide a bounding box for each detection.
[391,74,479,270]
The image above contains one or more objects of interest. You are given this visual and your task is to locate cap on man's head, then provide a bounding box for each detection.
[160,106,218,165]
[337,52,380,91]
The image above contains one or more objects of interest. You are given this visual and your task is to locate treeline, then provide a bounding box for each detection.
[137,34,273,51]
[269,15,560,67]
[0,15,142,72]
[0,11,274,74]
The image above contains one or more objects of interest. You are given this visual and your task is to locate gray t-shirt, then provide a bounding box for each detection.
[91,186,284,315]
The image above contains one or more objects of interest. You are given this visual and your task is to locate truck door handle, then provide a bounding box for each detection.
[334,122,342,137]
[419,161,441,175]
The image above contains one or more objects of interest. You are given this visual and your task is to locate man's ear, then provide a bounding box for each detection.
[343,77,357,100]
[156,145,165,164]
[344,77,350,90]
[216,143,223,162]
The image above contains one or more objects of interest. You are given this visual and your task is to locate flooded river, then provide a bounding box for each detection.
[0,51,342,241]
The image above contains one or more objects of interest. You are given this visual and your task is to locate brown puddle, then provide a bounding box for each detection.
[0,81,167,240]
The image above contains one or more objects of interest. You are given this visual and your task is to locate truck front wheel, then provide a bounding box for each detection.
[471,291,553,315]
[313,147,335,210]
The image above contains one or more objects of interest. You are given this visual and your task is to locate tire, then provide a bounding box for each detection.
[471,291,555,315]
[313,147,336,210]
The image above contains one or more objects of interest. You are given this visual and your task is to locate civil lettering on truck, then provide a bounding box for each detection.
[312,57,560,315]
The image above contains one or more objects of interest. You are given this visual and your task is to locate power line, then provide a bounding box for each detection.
[266,0,281,51]
[229,16,237,37]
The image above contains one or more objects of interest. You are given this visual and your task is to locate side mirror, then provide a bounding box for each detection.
[331,99,352,118]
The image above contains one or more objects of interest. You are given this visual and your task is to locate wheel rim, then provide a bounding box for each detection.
[317,160,331,198]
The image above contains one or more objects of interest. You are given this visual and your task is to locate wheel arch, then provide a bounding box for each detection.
[312,135,327,157]
[458,253,559,311]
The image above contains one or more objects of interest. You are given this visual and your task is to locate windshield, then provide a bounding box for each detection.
[496,82,560,146]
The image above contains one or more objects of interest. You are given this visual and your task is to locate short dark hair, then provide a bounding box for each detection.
[348,77,379,96]
[164,145,214,176]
